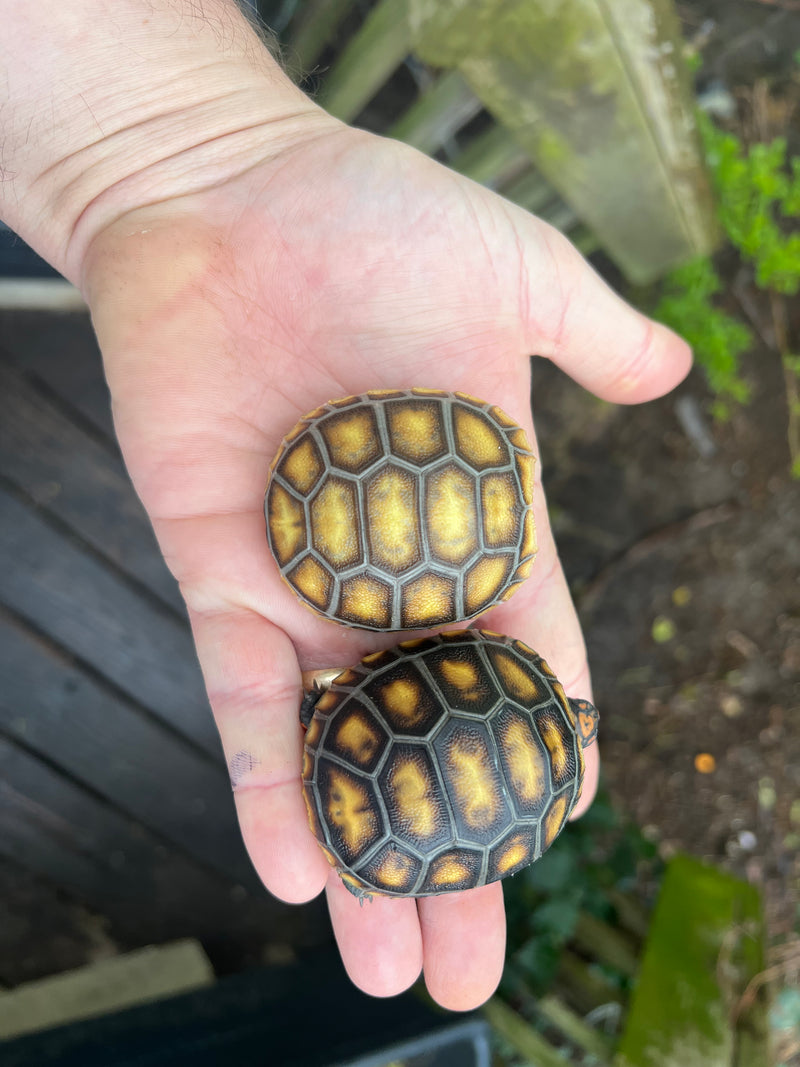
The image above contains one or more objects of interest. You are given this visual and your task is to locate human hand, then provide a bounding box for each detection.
[0,0,690,1012]
[81,122,689,1009]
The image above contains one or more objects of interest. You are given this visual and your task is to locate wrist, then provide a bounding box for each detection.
[0,0,331,284]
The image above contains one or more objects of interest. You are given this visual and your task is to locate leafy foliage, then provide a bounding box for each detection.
[653,97,800,435]
[502,786,659,996]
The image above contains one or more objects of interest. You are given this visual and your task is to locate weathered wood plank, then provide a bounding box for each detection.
[483,997,567,1067]
[0,487,217,756]
[0,311,114,440]
[537,994,615,1061]
[0,608,250,882]
[0,858,117,987]
[410,0,717,283]
[555,949,625,1015]
[0,737,326,964]
[615,854,769,1067]
[449,122,529,187]
[0,941,214,1040]
[571,911,640,979]
[0,360,183,615]
[387,69,481,154]
[318,0,412,122]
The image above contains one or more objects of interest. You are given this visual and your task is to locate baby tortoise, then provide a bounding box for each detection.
[266,389,536,630]
[301,629,598,899]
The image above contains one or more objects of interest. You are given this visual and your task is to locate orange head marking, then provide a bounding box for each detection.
[569,698,599,747]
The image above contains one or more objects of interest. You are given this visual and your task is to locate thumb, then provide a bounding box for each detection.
[515,214,692,404]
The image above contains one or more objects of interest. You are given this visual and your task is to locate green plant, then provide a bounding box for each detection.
[653,91,800,473]
[503,787,658,992]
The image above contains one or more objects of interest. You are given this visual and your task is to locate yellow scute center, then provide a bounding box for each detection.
[310,478,359,569]
[326,768,378,855]
[322,410,378,470]
[426,466,477,564]
[495,835,531,875]
[490,648,544,705]
[453,407,505,468]
[500,717,546,805]
[445,730,499,829]
[374,850,416,888]
[333,712,381,768]
[543,795,569,848]
[481,472,518,545]
[268,485,305,565]
[381,677,425,727]
[431,858,470,885]
[388,757,439,839]
[366,466,420,572]
[540,717,569,779]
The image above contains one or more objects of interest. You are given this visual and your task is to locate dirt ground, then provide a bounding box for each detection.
[537,0,800,955]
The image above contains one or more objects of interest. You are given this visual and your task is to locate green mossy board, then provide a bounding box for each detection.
[410,0,717,283]
[317,0,412,122]
[615,854,769,1067]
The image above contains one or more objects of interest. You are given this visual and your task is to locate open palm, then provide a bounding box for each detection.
[83,122,689,1010]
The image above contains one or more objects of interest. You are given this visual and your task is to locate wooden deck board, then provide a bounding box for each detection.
[0,738,327,973]
[0,359,183,613]
[0,311,114,439]
[0,309,328,981]
[0,488,219,756]
[0,608,251,883]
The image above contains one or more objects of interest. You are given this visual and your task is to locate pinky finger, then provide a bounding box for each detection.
[189,605,330,903]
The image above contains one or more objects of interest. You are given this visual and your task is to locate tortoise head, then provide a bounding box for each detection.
[569,698,599,747]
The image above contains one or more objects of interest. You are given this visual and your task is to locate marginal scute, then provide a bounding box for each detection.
[357,842,421,894]
[320,407,382,472]
[464,554,514,617]
[278,436,323,495]
[400,572,456,629]
[421,847,483,893]
[543,793,570,850]
[516,453,535,506]
[520,510,538,560]
[267,484,305,567]
[339,574,392,629]
[488,645,549,707]
[488,829,536,880]
[287,555,333,612]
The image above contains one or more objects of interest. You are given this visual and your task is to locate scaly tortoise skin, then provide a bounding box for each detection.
[265,389,536,630]
[301,629,599,899]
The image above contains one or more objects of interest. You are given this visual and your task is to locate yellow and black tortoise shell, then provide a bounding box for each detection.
[266,389,536,630]
[302,630,586,898]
